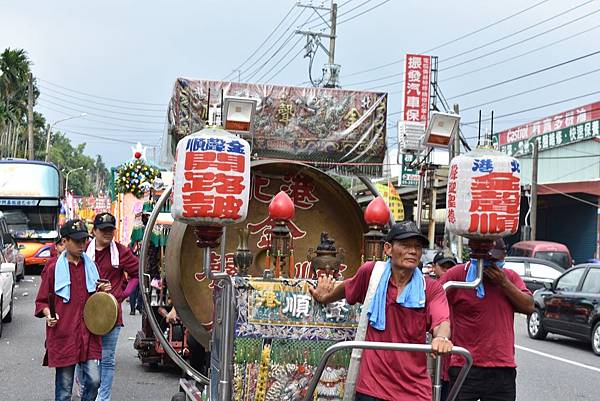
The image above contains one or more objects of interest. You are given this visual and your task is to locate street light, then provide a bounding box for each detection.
[45,113,88,162]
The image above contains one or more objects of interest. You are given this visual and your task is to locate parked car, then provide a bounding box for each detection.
[509,240,573,269]
[527,263,600,355]
[504,256,564,293]
[0,213,24,281]
[0,262,15,338]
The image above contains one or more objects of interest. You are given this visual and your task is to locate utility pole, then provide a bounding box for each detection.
[531,141,539,241]
[296,1,340,88]
[27,73,34,160]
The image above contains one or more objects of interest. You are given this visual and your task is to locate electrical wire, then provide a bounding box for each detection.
[38,84,166,112]
[38,99,165,125]
[349,2,599,90]
[461,90,600,125]
[340,0,553,78]
[241,7,308,81]
[265,46,306,82]
[336,0,392,25]
[448,48,600,100]
[62,129,155,146]
[256,37,304,82]
[461,66,600,112]
[39,93,165,119]
[38,78,167,106]
[222,4,297,80]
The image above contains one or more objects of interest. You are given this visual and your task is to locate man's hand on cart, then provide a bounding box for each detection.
[166,307,179,324]
[431,336,453,356]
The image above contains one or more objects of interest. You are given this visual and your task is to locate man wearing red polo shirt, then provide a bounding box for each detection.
[440,238,534,401]
[310,221,453,401]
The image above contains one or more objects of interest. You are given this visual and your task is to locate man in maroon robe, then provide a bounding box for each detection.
[35,219,111,401]
[86,212,139,401]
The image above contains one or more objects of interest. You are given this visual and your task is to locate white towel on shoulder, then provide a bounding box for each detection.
[86,238,120,268]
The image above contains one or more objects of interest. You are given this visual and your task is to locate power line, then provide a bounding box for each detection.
[336,0,392,25]
[461,66,600,112]
[341,0,553,78]
[240,7,308,81]
[222,4,297,80]
[257,37,304,82]
[62,129,155,146]
[38,84,166,112]
[437,22,600,86]
[60,125,161,133]
[38,78,167,106]
[448,48,600,100]
[440,0,595,64]
[37,103,165,129]
[38,99,165,125]
[462,90,600,125]
[265,46,306,82]
[441,6,600,72]
[39,93,165,119]
[352,2,599,90]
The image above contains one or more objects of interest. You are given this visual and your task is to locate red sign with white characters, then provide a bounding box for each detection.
[172,127,251,226]
[403,54,431,125]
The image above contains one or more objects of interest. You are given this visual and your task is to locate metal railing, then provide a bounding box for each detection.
[303,341,473,401]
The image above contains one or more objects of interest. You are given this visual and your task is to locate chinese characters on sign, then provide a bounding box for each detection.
[403,54,431,125]
[172,127,251,226]
[400,153,420,187]
[446,153,521,238]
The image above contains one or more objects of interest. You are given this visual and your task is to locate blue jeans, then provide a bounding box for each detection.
[55,360,100,401]
[97,325,121,401]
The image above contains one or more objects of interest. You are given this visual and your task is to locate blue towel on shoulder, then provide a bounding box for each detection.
[54,251,100,303]
[367,259,426,331]
[467,259,505,299]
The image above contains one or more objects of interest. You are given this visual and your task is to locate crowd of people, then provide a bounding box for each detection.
[35,214,532,401]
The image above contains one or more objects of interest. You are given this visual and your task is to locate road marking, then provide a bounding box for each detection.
[515,344,600,373]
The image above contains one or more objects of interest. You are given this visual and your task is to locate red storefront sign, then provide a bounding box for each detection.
[403,54,431,125]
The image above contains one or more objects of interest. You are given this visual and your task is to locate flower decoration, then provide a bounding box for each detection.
[115,158,160,198]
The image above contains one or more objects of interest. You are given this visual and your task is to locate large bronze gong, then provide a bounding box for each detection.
[166,161,367,348]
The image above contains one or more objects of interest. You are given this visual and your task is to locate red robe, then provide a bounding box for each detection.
[94,242,139,327]
[34,258,102,368]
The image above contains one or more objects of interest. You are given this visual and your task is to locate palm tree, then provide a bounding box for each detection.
[0,48,35,158]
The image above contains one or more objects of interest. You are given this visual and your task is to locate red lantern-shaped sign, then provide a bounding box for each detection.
[171,126,251,226]
[446,147,521,239]
[364,196,390,226]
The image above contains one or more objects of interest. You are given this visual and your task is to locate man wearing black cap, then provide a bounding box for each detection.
[440,238,534,401]
[85,212,139,401]
[310,221,453,401]
[35,219,110,401]
[431,250,458,280]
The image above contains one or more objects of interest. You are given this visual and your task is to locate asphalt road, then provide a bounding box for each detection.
[0,275,181,401]
[2,276,600,401]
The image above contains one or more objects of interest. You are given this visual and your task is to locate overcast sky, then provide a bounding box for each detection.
[1,0,599,168]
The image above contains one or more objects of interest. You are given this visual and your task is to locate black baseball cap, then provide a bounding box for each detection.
[488,238,507,260]
[385,221,429,248]
[94,212,116,230]
[433,250,458,267]
[60,219,90,240]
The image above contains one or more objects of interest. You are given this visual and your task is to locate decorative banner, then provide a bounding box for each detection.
[400,153,419,187]
[374,182,404,222]
[172,126,251,226]
[403,54,431,125]
[446,149,521,239]
[167,79,388,176]
[494,101,600,154]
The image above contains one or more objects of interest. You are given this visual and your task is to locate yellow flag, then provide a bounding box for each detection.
[374,182,404,222]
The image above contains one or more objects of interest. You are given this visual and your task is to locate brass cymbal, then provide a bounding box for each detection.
[84,292,118,336]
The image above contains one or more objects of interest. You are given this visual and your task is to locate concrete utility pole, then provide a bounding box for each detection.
[531,141,539,241]
[27,73,34,160]
[296,1,340,88]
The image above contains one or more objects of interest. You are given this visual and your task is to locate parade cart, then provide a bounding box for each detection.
[137,78,493,401]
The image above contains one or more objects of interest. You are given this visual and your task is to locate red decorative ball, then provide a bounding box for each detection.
[134,151,142,159]
[364,196,390,226]
[268,191,295,221]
